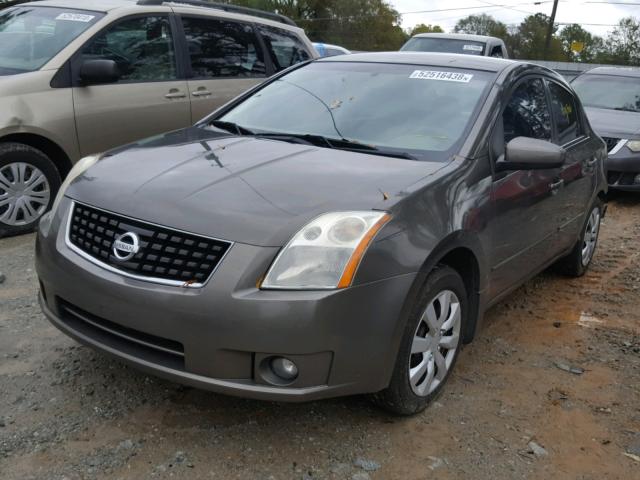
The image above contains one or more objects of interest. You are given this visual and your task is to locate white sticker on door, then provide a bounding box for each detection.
[56,13,95,22]
[409,70,474,83]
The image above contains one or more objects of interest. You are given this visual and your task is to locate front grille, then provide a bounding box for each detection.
[67,202,232,286]
[602,137,622,153]
[57,298,185,370]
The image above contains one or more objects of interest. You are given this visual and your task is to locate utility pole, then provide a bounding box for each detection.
[544,0,559,60]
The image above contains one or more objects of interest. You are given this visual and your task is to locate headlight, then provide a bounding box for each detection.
[50,154,101,215]
[261,211,391,290]
[626,140,640,152]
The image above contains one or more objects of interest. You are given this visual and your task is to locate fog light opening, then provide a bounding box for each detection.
[271,357,299,381]
[634,173,640,185]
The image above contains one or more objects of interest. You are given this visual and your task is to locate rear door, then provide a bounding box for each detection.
[180,15,267,123]
[73,14,191,156]
[546,79,597,249]
[488,76,565,298]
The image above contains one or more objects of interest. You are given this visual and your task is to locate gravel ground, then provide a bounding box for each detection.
[1,194,639,480]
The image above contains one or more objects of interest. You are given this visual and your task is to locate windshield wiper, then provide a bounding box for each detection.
[614,107,640,113]
[209,120,254,136]
[253,132,417,160]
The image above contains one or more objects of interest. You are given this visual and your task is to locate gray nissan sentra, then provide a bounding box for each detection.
[36,53,607,414]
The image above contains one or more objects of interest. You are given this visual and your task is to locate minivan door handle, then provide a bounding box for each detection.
[165,89,186,99]
[192,89,212,97]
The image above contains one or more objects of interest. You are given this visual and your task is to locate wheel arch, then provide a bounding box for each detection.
[0,133,73,178]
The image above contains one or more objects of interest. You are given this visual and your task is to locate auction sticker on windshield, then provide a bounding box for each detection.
[409,70,474,83]
[463,44,484,52]
[56,13,96,22]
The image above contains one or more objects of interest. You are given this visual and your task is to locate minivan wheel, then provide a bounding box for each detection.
[555,199,603,277]
[373,266,467,415]
[0,143,61,238]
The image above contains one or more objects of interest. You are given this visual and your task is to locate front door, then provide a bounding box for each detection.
[73,15,191,156]
[180,16,267,123]
[488,77,565,298]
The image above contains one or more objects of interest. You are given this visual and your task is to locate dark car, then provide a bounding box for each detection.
[36,53,607,415]
[572,67,640,191]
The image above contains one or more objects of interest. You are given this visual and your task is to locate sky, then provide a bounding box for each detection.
[389,0,640,36]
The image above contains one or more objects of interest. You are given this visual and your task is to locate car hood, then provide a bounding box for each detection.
[584,106,640,139]
[66,128,447,247]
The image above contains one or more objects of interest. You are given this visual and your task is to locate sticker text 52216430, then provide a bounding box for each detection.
[409,70,474,83]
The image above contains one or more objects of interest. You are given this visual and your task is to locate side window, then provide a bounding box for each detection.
[181,17,265,78]
[80,16,176,82]
[503,78,552,143]
[490,45,503,58]
[548,81,580,145]
[258,25,311,71]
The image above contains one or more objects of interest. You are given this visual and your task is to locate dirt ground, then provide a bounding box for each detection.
[1,194,639,480]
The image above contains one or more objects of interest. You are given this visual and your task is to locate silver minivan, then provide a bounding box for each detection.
[0,0,316,236]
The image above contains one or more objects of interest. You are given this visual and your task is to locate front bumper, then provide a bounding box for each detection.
[606,148,640,191]
[36,198,416,402]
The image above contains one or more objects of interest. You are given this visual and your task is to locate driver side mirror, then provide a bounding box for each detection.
[496,137,566,172]
[79,59,120,85]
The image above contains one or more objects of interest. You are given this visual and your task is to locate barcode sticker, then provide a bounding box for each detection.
[409,70,474,83]
[56,13,95,23]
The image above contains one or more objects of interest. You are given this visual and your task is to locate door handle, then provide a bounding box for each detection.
[586,157,598,166]
[192,89,212,97]
[549,179,564,193]
[165,89,186,99]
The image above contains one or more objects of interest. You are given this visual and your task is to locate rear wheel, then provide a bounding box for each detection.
[373,266,467,415]
[0,143,61,238]
[556,199,603,277]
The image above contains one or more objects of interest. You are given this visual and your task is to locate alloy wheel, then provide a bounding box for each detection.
[581,207,600,267]
[0,162,51,226]
[409,289,462,396]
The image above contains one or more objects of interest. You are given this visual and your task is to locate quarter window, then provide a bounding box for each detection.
[182,17,265,78]
[80,16,177,82]
[503,78,552,143]
[548,82,580,144]
[258,25,310,70]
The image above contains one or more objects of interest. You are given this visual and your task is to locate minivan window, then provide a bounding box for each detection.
[258,25,311,70]
[217,62,494,161]
[182,17,265,78]
[503,78,552,143]
[80,15,176,82]
[572,74,640,112]
[0,6,103,74]
[401,38,485,56]
[548,82,580,145]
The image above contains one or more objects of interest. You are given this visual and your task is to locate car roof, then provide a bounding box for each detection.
[319,52,515,73]
[410,33,501,44]
[581,66,640,78]
[28,0,301,30]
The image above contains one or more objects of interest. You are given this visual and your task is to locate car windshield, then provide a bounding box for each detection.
[0,6,103,75]
[572,74,640,112]
[401,38,486,56]
[214,62,494,161]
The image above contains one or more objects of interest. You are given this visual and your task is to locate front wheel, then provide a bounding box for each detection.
[555,199,603,277]
[0,143,61,238]
[373,266,467,415]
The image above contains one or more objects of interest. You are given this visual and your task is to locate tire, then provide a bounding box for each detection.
[0,143,61,238]
[555,199,604,277]
[373,266,468,415]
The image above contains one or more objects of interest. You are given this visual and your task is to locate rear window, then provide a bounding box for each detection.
[0,6,103,74]
[401,37,485,56]
[218,62,495,161]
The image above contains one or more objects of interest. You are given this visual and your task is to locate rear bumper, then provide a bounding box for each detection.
[36,198,416,402]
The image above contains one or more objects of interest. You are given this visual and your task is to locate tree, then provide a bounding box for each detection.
[558,24,603,63]
[453,14,507,39]
[509,13,564,60]
[408,23,443,36]
[598,17,640,65]
[223,0,408,51]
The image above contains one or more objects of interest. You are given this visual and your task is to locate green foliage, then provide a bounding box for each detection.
[558,24,603,63]
[222,0,407,50]
[408,23,443,36]
[596,17,640,66]
[453,14,507,39]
